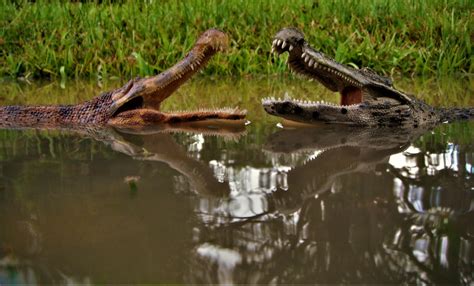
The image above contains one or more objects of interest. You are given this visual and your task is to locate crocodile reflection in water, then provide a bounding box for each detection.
[189,125,473,284]
[98,125,246,197]
[0,123,472,284]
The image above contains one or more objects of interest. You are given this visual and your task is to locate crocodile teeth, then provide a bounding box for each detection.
[289,45,293,51]
[271,47,275,54]
[277,39,282,46]
[272,39,278,47]
[308,59,314,67]
[301,52,306,59]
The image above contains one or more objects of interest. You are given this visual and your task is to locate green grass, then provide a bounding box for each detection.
[1,0,472,79]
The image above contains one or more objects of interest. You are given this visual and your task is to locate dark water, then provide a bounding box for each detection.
[0,77,473,284]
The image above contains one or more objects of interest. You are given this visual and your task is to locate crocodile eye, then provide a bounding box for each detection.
[341,108,348,114]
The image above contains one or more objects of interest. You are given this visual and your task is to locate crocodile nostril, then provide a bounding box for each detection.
[264,105,275,114]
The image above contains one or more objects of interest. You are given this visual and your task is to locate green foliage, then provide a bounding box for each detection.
[1,0,472,79]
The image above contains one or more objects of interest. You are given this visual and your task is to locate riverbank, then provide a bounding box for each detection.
[1,0,472,79]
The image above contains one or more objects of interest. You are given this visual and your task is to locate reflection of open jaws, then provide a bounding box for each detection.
[95,126,239,198]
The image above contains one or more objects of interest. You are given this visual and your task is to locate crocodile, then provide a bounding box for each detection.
[0,29,246,128]
[262,28,474,127]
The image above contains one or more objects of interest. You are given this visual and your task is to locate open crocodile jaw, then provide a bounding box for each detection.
[107,29,246,126]
[264,28,415,126]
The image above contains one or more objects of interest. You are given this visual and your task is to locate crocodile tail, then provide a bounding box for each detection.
[438,107,474,123]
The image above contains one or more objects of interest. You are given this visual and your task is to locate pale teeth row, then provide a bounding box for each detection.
[261,97,358,107]
[172,107,247,115]
[271,39,294,53]
[170,52,209,81]
[261,97,329,105]
[300,52,362,88]
[209,41,226,51]
[262,96,281,103]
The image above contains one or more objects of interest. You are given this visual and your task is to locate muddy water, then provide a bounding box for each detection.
[0,76,473,284]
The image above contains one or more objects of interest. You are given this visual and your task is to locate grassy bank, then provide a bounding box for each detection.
[1,0,472,79]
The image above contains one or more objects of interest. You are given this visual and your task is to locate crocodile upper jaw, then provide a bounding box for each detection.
[109,29,229,117]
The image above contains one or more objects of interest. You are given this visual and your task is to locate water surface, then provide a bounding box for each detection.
[0,76,473,284]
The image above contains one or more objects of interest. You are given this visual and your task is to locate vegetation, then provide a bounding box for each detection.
[1,0,472,79]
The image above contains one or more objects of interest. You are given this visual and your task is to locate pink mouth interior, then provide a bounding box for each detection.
[341,86,362,106]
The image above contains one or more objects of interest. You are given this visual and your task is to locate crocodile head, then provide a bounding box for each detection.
[263,28,417,126]
[0,29,247,128]
[107,29,246,126]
